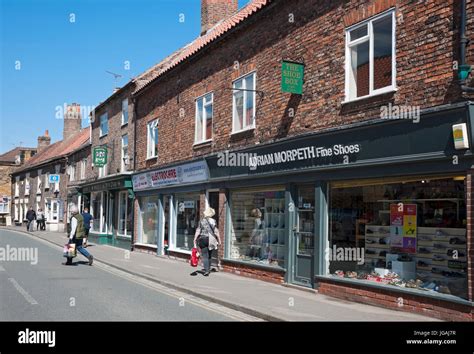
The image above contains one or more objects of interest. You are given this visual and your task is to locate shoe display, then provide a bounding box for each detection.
[406,280,417,288]
[346,271,357,278]
[419,248,431,254]
[335,270,344,277]
[419,235,432,242]
[366,249,376,255]
[379,251,387,257]
[449,237,466,245]
[431,267,443,274]
[366,239,376,244]
[417,260,429,267]
[435,229,448,237]
[366,229,374,234]
[433,254,445,261]
[433,243,447,249]
[378,238,387,245]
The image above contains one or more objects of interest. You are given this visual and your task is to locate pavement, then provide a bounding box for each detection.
[0,228,259,321]
[1,226,437,321]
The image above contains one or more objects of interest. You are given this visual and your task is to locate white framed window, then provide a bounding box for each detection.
[98,163,108,178]
[0,197,10,214]
[36,176,42,194]
[232,72,256,133]
[24,175,30,196]
[122,99,129,126]
[68,164,76,182]
[14,203,18,221]
[121,134,129,172]
[14,181,19,197]
[195,93,213,143]
[345,9,396,102]
[44,173,50,190]
[80,159,86,180]
[147,119,159,159]
[100,113,109,137]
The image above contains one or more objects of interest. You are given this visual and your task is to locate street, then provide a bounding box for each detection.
[0,229,256,321]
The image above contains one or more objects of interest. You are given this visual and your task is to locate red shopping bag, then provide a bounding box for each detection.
[190,247,199,267]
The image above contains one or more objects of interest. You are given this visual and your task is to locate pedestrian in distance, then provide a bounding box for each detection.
[64,204,93,266]
[193,207,220,276]
[26,206,36,232]
[36,208,45,231]
[81,207,93,247]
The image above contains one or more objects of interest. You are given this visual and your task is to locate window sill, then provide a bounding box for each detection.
[315,275,473,306]
[342,87,398,105]
[193,140,212,148]
[167,247,192,255]
[133,243,158,249]
[121,122,128,128]
[231,127,255,136]
[222,258,286,272]
[99,133,108,139]
[146,156,158,161]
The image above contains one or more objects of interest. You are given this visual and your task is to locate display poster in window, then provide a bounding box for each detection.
[390,203,417,253]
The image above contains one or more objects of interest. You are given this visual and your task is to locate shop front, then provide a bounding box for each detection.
[204,102,474,320]
[133,160,209,257]
[81,175,133,249]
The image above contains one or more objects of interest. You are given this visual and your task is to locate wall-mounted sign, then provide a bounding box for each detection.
[48,174,60,184]
[281,61,304,94]
[452,123,469,149]
[390,204,417,253]
[132,160,208,191]
[93,147,108,167]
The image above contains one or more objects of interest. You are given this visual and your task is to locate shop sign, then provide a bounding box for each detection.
[452,123,469,149]
[390,204,417,253]
[132,160,208,191]
[82,180,126,193]
[281,61,304,94]
[93,147,108,167]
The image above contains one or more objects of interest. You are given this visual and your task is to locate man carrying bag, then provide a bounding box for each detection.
[63,204,93,266]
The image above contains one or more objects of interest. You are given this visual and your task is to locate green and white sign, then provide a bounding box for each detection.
[281,61,304,94]
[93,147,108,167]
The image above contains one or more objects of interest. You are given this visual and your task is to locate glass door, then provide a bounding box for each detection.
[292,185,315,287]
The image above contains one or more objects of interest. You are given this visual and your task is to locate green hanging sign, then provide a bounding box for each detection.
[281,61,304,94]
[93,147,108,167]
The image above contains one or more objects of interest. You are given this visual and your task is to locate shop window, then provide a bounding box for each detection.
[195,93,213,143]
[232,72,256,133]
[329,176,468,300]
[100,113,108,137]
[230,188,286,267]
[175,193,200,251]
[118,191,132,237]
[147,119,159,159]
[139,197,158,245]
[345,10,395,101]
[91,192,102,232]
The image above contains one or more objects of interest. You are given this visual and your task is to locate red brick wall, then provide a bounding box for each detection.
[135,0,474,172]
[466,171,474,302]
[318,279,473,321]
[222,261,285,284]
[201,0,238,34]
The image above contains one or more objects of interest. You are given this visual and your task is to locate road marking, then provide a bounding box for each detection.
[8,278,38,305]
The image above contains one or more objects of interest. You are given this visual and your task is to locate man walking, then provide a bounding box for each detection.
[36,208,45,231]
[26,207,36,232]
[81,207,93,247]
[64,204,93,266]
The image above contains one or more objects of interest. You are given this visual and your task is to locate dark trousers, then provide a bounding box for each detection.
[36,220,45,230]
[27,220,34,231]
[201,247,215,272]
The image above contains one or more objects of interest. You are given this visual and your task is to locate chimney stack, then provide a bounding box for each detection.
[63,103,82,141]
[201,0,238,35]
[37,130,51,152]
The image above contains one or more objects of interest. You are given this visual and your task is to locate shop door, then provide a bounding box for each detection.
[207,191,219,227]
[107,192,114,235]
[50,200,59,223]
[163,196,170,252]
[292,186,315,287]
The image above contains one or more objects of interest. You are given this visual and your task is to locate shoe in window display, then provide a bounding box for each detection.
[406,280,418,288]
[379,238,387,245]
[346,271,357,278]
[435,229,448,238]
[366,239,376,244]
[357,272,368,280]
[421,282,437,290]
[417,260,430,267]
[419,235,432,241]
[437,285,451,294]
[397,254,412,262]
[419,248,431,254]
[335,270,345,277]
[378,227,390,234]
[379,251,387,257]
[433,254,445,262]
[449,237,466,245]
[366,249,376,255]
[366,228,374,234]
[431,267,443,274]
[433,243,447,249]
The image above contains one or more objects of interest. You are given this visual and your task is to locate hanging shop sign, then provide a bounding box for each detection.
[390,204,417,253]
[281,61,304,94]
[132,160,209,191]
[93,147,108,167]
[48,174,60,184]
[452,123,469,149]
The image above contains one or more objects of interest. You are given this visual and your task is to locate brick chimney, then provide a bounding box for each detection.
[37,130,51,152]
[63,103,82,141]
[201,0,238,35]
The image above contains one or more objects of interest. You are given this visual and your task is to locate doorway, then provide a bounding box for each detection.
[292,185,315,287]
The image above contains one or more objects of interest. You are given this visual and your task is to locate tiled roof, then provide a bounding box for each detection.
[14,128,90,173]
[0,147,36,164]
[133,0,271,94]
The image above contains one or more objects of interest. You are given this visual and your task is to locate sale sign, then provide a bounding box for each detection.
[390,204,417,253]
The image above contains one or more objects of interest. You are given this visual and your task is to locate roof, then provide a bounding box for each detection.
[0,147,36,164]
[133,0,271,94]
[13,128,90,174]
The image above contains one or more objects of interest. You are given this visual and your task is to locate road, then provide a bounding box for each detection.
[0,229,258,321]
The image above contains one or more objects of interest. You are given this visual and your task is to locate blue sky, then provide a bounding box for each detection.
[0,0,247,154]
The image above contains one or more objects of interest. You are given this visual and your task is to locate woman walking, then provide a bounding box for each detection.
[194,207,220,276]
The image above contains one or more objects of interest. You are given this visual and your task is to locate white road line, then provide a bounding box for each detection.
[8,278,38,305]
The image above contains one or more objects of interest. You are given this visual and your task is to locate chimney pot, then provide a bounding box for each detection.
[201,0,238,35]
[63,103,82,140]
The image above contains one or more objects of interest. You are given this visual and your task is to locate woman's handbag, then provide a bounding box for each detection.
[190,247,200,267]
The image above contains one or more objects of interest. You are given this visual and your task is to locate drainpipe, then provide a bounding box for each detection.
[460,0,474,92]
[130,96,138,251]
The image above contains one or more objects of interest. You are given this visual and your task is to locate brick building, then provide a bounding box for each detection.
[75,83,136,248]
[129,0,474,320]
[11,105,90,232]
[0,147,36,225]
